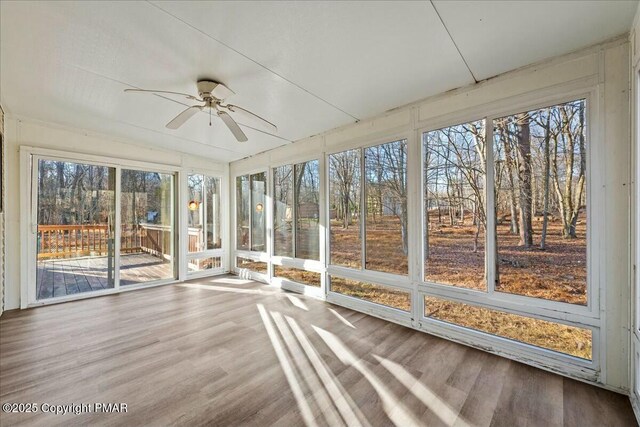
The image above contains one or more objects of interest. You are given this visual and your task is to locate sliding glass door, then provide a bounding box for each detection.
[33,158,177,302]
[120,169,176,285]
[35,159,116,299]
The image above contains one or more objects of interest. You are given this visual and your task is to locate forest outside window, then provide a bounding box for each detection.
[236,172,266,252]
[492,99,587,305]
[187,174,221,253]
[364,140,408,275]
[328,149,361,269]
[423,120,486,290]
[328,140,408,276]
[273,160,320,261]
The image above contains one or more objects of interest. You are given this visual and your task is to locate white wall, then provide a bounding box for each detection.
[629,1,640,417]
[3,117,228,310]
[0,106,5,317]
[230,37,632,392]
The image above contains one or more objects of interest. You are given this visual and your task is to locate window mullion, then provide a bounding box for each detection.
[485,117,496,294]
[249,175,253,251]
[360,147,366,271]
[293,164,298,258]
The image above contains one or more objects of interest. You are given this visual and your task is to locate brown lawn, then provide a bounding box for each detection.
[425,297,592,359]
[328,212,589,358]
[274,265,321,288]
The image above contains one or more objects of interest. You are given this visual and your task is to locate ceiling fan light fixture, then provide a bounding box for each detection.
[124,79,276,142]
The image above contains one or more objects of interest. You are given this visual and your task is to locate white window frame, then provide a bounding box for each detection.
[20,146,182,308]
[271,159,321,261]
[417,92,598,316]
[232,169,268,254]
[228,79,605,383]
[183,169,226,279]
[415,89,601,372]
[324,132,417,323]
[269,155,325,297]
[325,132,414,288]
[232,168,270,281]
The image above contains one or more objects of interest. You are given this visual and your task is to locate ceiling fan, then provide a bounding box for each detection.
[124,80,277,142]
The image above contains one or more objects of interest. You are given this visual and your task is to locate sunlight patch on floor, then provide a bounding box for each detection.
[313,325,426,427]
[373,355,469,427]
[285,315,369,427]
[286,293,309,311]
[271,311,342,426]
[328,308,356,329]
[257,304,318,427]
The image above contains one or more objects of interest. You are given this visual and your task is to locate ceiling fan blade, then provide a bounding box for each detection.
[210,82,235,100]
[125,88,200,101]
[166,106,203,129]
[218,111,248,142]
[225,104,277,133]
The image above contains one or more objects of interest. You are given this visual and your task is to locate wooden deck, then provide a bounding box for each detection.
[36,253,174,299]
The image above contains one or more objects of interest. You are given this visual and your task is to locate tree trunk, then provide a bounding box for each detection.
[540,114,552,250]
[516,114,533,248]
[500,126,520,235]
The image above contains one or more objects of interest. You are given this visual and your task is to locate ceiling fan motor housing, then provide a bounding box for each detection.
[197,80,221,99]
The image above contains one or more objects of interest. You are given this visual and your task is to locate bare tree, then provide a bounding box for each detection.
[552,102,586,239]
[515,113,534,248]
[329,150,359,229]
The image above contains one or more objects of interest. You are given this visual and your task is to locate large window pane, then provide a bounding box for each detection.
[187,174,204,253]
[236,175,250,250]
[273,165,294,257]
[364,140,408,275]
[188,174,221,254]
[330,276,410,312]
[205,176,221,250]
[424,120,486,290]
[295,160,320,260]
[250,172,267,252]
[329,149,362,268]
[425,296,592,360]
[120,169,175,285]
[36,160,116,299]
[493,99,587,305]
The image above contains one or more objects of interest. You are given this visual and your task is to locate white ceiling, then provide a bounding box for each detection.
[1,1,637,162]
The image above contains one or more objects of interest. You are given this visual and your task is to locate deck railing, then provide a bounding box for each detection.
[37,223,191,260]
[38,224,112,259]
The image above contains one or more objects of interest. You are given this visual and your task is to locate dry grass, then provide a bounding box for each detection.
[237,257,268,274]
[425,215,485,290]
[331,276,411,312]
[425,297,592,360]
[274,265,321,287]
[332,213,587,304]
[495,213,586,305]
[329,213,589,358]
[330,216,408,274]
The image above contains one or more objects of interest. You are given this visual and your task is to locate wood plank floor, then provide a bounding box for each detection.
[0,275,636,427]
[36,253,173,299]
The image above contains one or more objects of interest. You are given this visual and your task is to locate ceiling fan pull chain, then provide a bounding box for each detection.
[209,107,212,126]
